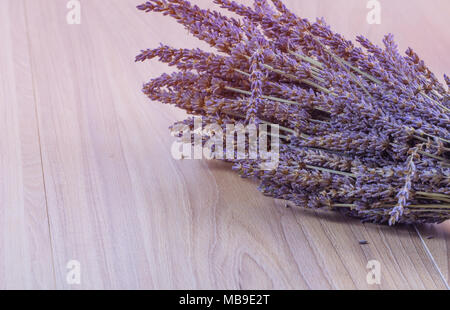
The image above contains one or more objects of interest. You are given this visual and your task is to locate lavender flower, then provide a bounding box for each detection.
[137,0,450,225]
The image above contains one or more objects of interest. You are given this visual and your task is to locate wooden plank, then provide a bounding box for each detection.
[0,0,55,289]
[24,0,155,290]
[19,0,449,289]
[418,223,450,284]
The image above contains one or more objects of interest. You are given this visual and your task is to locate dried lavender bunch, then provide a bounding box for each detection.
[137,0,450,225]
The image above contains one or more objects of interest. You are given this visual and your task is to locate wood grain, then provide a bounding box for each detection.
[0,0,448,289]
[418,223,450,284]
[0,0,55,289]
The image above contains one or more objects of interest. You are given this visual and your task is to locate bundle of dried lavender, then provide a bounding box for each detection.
[136,0,450,225]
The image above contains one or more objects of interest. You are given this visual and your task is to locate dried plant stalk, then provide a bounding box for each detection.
[136,0,450,225]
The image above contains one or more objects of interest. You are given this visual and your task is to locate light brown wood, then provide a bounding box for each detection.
[0,0,55,289]
[0,0,448,289]
[419,222,450,283]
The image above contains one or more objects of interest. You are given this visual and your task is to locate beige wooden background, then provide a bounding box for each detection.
[0,0,449,289]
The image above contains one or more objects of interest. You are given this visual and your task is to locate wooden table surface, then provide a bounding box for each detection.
[1,0,449,289]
